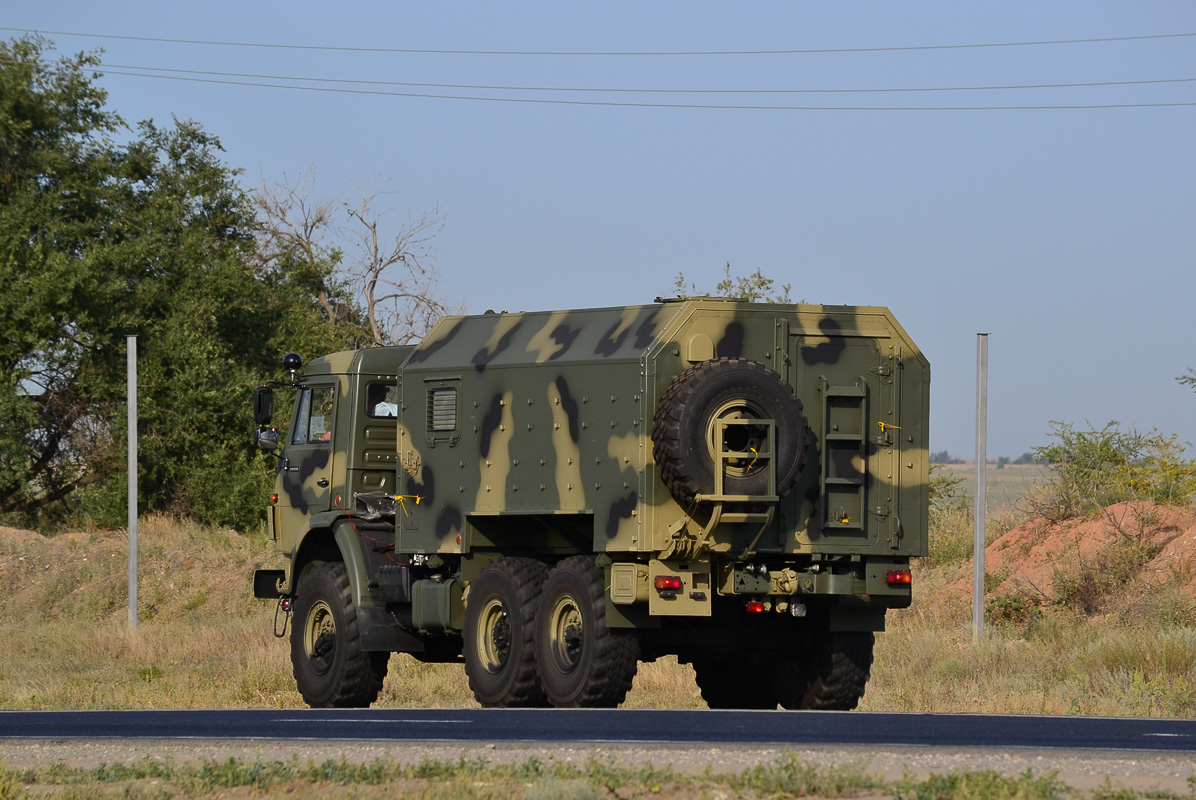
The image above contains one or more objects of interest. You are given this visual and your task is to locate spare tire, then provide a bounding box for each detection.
[652,358,808,502]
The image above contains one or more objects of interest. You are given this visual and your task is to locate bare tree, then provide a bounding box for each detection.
[343,184,450,345]
[254,170,352,327]
[253,171,452,345]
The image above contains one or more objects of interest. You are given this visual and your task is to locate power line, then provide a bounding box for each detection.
[97,68,1196,110]
[5,26,1196,57]
[97,63,1196,96]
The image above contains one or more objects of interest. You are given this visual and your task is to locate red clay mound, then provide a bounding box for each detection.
[954,502,1196,616]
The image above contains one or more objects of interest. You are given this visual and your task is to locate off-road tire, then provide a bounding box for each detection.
[463,557,549,707]
[652,358,808,502]
[692,659,778,709]
[290,561,389,708]
[535,556,640,708]
[773,632,874,710]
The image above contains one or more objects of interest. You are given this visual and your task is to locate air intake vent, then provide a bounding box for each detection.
[428,388,457,431]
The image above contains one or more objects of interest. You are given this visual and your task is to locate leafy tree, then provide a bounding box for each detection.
[674,263,793,303]
[1179,369,1195,392]
[0,37,358,529]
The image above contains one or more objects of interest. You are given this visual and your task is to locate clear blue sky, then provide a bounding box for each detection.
[6,2,1195,459]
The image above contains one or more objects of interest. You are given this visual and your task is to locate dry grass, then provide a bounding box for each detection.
[865,497,1196,717]
[0,517,297,709]
[2,507,1195,717]
[0,516,705,711]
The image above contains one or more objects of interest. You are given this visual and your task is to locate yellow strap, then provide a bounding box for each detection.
[394,494,424,516]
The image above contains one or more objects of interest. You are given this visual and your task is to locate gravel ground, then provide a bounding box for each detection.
[1,739,1193,795]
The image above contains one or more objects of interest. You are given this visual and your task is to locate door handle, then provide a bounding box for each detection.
[317,479,329,487]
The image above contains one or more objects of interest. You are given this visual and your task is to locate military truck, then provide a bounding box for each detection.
[251,297,929,710]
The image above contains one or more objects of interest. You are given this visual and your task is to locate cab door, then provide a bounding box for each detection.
[275,383,337,538]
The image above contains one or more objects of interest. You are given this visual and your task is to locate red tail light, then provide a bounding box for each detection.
[269,493,278,504]
[654,576,683,591]
[886,569,912,586]
[745,600,766,613]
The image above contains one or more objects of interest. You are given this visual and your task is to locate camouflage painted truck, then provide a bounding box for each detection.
[251,297,930,710]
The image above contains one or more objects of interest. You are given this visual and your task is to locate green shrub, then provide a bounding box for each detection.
[1029,421,1196,520]
[927,465,973,567]
[986,590,1043,628]
[893,768,1064,800]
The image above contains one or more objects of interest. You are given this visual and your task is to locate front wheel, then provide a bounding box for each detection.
[290,561,388,708]
[535,556,639,708]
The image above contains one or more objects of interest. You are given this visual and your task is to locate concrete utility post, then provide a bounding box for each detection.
[973,333,989,640]
[127,335,138,632]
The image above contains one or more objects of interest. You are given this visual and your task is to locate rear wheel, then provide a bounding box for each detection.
[535,556,639,708]
[463,557,548,707]
[773,632,874,710]
[692,659,778,709]
[290,561,388,708]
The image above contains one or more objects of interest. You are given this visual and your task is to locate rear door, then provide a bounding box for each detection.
[787,329,899,552]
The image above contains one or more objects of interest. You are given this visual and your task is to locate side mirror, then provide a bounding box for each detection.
[253,386,274,425]
[254,426,279,452]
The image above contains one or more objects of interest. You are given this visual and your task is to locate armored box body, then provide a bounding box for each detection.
[393,298,929,565]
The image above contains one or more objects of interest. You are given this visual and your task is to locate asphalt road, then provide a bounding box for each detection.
[2,708,1195,753]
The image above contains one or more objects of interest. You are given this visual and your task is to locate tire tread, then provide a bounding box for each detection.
[290,561,388,709]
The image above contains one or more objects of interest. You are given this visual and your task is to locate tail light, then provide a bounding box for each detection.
[886,569,912,586]
[655,575,682,600]
[745,600,766,613]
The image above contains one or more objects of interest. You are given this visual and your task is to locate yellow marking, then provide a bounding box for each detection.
[878,422,901,433]
[394,494,424,516]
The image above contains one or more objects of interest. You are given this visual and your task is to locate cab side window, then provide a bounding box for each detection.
[366,382,399,418]
[291,386,336,445]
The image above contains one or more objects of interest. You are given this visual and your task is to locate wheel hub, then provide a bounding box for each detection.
[549,597,584,673]
[304,599,336,676]
[478,599,512,674]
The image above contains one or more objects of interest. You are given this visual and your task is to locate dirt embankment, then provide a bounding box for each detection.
[952,501,1196,619]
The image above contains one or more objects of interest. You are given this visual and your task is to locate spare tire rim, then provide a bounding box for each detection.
[705,399,770,478]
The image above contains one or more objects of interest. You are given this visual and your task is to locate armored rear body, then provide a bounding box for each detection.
[253,298,930,710]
